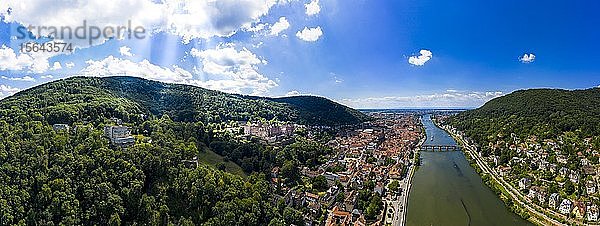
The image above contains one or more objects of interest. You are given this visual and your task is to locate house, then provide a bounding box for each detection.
[498,166,512,177]
[559,199,572,215]
[104,126,135,146]
[557,155,568,164]
[569,171,580,183]
[305,192,319,203]
[583,166,597,176]
[374,182,384,196]
[527,186,547,203]
[284,190,304,207]
[559,167,569,177]
[324,172,340,184]
[325,206,352,226]
[518,178,532,190]
[588,205,599,222]
[548,193,560,209]
[181,156,198,168]
[271,167,280,179]
[52,124,70,132]
[586,180,597,195]
[581,158,590,166]
[572,201,586,219]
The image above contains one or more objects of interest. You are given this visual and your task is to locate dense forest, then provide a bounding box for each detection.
[0,76,369,126]
[448,88,600,155]
[0,76,366,225]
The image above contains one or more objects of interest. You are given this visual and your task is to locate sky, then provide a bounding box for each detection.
[0,0,599,108]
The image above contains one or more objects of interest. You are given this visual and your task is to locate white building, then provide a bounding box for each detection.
[559,199,572,215]
[104,126,135,146]
[588,205,599,222]
[518,178,532,190]
[586,180,597,195]
[52,124,70,132]
[548,193,560,209]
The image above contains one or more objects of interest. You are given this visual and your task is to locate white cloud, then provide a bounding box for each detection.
[1,0,278,46]
[340,90,505,108]
[0,44,64,73]
[190,44,277,94]
[270,17,290,36]
[1,75,36,82]
[330,73,343,84]
[252,42,264,48]
[0,84,21,99]
[119,46,134,57]
[51,62,62,70]
[519,53,535,63]
[408,49,433,66]
[0,45,35,71]
[65,62,75,69]
[79,56,192,84]
[164,0,278,43]
[296,26,323,42]
[246,23,267,33]
[0,0,164,47]
[41,75,54,79]
[286,90,300,96]
[305,0,321,16]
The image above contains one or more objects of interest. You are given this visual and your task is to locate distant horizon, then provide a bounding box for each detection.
[358,107,472,110]
[2,75,599,111]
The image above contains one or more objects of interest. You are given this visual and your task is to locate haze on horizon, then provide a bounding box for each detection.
[0,0,599,109]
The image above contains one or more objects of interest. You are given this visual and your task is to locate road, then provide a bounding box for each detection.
[385,160,415,226]
[386,137,423,226]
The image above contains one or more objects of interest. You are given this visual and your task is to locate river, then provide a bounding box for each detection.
[405,114,531,226]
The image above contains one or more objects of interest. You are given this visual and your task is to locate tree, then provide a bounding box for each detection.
[564,180,575,195]
[388,180,400,193]
[283,207,305,226]
[281,160,300,185]
[335,192,346,203]
[108,213,121,226]
[313,175,328,192]
[217,162,226,171]
[365,195,383,220]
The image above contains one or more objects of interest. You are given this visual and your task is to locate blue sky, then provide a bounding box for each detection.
[0,0,599,108]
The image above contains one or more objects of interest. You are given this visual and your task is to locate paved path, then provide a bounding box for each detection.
[396,137,424,226]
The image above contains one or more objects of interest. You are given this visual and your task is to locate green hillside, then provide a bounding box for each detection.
[0,76,368,125]
[449,87,600,146]
[0,76,363,225]
[271,96,370,125]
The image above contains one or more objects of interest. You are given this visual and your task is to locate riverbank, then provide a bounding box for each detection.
[435,120,568,226]
[397,136,425,226]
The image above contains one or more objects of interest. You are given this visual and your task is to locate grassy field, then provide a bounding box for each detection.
[197,148,247,177]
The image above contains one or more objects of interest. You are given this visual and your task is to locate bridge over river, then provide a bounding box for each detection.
[420,144,460,152]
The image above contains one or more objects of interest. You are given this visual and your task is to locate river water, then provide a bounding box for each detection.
[405,114,531,226]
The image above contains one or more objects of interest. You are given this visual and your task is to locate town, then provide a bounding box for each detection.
[261,112,424,225]
[209,112,425,225]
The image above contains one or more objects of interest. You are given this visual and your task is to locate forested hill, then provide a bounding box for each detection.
[0,76,368,125]
[270,96,370,125]
[449,88,600,143]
